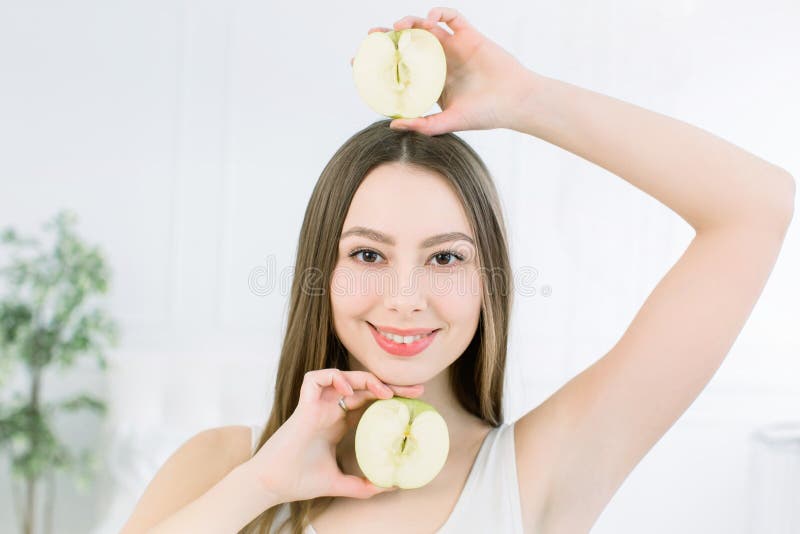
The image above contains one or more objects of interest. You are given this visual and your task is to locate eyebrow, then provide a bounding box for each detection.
[340,226,475,248]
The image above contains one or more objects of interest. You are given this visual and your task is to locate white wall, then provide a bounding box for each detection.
[0,1,797,533]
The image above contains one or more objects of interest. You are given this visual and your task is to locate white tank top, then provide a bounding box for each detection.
[250,420,525,533]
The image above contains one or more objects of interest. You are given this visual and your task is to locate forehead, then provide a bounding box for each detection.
[342,163,472,240]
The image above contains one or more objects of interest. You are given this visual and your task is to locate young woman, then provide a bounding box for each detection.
[121,6,795,534]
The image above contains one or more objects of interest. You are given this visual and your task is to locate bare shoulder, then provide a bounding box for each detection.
[219,424,256,464]
[119,425,254,533]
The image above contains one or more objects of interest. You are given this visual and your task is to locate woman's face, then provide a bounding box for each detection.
[330,162,482,386]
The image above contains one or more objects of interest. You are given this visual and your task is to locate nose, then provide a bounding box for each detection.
[382,263,428,313]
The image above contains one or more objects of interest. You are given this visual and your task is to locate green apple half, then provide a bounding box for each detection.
[352,28,447,119]
[355,396,449,489]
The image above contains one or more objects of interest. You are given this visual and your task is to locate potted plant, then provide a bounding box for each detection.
[0,210,120,534]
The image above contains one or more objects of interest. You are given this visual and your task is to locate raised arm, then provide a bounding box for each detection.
[510,73,794,532]
[371,8,794,531]
[512,73,794,232]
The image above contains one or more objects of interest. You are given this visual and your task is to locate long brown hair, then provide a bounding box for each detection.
[240,119,514,534]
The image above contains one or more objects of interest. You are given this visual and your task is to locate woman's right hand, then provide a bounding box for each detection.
[247,368,425,503]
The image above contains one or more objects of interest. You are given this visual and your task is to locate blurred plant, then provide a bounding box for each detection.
[0,210,120,534]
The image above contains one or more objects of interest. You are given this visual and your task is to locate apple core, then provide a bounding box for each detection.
[355,396,450,489]
[352,28,447,119]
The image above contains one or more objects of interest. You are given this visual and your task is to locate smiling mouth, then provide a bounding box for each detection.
[366,322,441,339]
[366,321,441,356]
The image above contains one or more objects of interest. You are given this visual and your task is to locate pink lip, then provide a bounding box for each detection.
[368,322,439,357]
[371,323,439,336]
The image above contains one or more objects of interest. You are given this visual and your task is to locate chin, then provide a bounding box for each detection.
[350,354,428,387]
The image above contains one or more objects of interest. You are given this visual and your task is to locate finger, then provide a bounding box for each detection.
[339,372,426,409]
[427,6,473,33]
[332,474,396,499]
[301,369,353,404]
[423,24,450,42]
[338,370,399,398]
[390,110,460,136]
[393,15,449,41]
[336,373,355,397]
[393,15,421,30]
[393,15,433,30]
[374,483,399,495]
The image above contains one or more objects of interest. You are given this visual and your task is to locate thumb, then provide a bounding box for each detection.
[389,110,460,136]
[332,475,398,499]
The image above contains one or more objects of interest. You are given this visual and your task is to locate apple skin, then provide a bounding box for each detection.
[355,396,450,490]
[352,28,447,119]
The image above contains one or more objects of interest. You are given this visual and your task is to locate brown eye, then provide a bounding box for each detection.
[430,250,464,267]
[434,253,454,266]
[349,249,383,264]
[361,251,379,263]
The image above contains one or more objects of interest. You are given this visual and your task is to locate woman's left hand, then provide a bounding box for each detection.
[383,7,535,136]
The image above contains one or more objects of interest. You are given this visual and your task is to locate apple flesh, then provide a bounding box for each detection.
[352,28,447,119]
[355,396,449,489]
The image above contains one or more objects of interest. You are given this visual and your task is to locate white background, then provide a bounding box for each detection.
[0,1,798,533]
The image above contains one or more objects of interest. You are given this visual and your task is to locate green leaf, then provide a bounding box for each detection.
[0,302,34,345]
[0,227,17,243]
[57,394,106,415]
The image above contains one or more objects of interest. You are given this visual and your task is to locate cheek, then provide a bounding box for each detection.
[429,268,482,324]
[332,262,395,301]
[429,267,482,302]
[330,265,381,317]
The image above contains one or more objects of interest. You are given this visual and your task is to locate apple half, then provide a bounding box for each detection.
[355,396,449,489]
[352,28,447,119]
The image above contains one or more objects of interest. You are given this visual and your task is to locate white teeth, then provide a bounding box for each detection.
[377,329,431,344]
